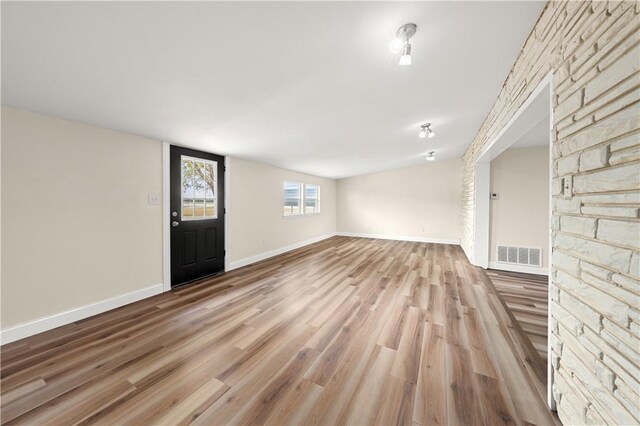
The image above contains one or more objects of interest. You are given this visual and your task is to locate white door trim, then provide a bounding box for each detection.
[546,73,556,412]
[162,141,171,292]
[224,156,231,272]
[473,161,490,268]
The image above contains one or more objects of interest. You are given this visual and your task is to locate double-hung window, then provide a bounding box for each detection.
[305,184,320,214]
[283,181,321,217]
[283,181,303,216]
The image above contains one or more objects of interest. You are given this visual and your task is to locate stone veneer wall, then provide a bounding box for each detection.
[461,1,639,425]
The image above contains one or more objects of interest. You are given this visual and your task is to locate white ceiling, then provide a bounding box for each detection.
[1,1,545,178]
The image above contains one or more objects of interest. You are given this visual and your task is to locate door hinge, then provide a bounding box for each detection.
[224,165,226,172]
[224,250,226,256]
[224,208,226,214]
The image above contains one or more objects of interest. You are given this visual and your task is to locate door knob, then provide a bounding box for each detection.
[172,221,179,227]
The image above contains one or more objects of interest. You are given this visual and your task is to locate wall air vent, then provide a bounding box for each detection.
[497,245,542,267]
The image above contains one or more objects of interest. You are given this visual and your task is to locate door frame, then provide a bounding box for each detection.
[162,141,230,293]
[471,71,555,410]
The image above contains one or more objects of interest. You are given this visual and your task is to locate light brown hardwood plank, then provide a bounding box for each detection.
[1,236,558,425]
[488,269,549,364]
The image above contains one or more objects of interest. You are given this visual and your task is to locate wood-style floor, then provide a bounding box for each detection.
[0,237,558,425]
[487,269,549,364]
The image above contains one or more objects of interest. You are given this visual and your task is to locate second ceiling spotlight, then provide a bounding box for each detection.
[419,123,435,139]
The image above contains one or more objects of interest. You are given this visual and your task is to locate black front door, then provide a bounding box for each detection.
[170,145,225,287]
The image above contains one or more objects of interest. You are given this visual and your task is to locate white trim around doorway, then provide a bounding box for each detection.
[471,71,556,411]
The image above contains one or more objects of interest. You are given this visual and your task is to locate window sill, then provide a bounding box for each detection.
[283,214,305,219]
[283,212,321,219]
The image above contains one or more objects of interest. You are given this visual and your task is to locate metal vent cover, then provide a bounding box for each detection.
[497,245,542,267]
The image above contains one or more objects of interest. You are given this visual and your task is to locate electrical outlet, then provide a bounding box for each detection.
[490,193,499,200]
[148,193,160,205]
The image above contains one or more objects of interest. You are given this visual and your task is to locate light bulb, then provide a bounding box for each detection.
[426,152,435,161]
[389,38,404,53]
[428,128,436,138]
[399,55,411,66]
[399,43,411,66]
[419,128,427,138]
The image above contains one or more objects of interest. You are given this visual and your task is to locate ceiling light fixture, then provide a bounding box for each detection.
[390,23,417,66]
[419,123,435,139]
[426,151,436,161]
[399,44,412,66]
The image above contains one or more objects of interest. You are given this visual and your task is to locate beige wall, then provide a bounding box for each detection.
[1,107,163,328]
[490,146,549,267]
[461,2,639,424]
[228,157,336,264]
[337,159,461,243]
[1,108,339,331]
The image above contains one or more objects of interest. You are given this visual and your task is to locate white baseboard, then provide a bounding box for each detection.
[227,232,458,271]
[0,283,164,345]
[337,232,459,245]
[228,232,338,271]
[488,261,549,276]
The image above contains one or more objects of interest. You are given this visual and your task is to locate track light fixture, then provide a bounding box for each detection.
[419,123,435,139]
[426,151,436,161]
[390,23,417,66]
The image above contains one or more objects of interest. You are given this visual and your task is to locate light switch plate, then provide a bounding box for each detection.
[563,176,573,199]
[148,193,161,205]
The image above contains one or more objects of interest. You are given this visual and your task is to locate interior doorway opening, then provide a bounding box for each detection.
[472,73,555,409]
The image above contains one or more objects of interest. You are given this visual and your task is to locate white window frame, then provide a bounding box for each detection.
[282,181,322,218]
[283,180,304,217]
[304,183,321,215]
